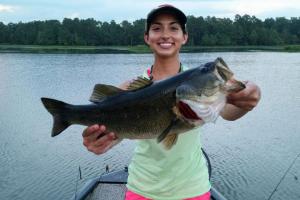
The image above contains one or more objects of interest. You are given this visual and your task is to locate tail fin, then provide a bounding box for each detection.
[41,97,71,137]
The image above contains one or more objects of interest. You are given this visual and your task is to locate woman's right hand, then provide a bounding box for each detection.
[82,124,118,155]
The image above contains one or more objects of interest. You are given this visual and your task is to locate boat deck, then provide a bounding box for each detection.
[73,168,227,200]
[85,184,127,200]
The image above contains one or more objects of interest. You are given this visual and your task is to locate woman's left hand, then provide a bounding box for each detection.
[226,81,261,111]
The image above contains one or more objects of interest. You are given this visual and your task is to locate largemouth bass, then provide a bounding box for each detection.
[41,58,245,149]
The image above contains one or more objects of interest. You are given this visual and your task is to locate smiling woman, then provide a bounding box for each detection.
[81,4,261,200]
[82,5,215,200]
[144,13,188,60]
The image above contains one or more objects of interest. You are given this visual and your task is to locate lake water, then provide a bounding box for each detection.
[0,52,299,200]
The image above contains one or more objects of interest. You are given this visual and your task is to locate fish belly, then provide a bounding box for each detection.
[106,107,176,140]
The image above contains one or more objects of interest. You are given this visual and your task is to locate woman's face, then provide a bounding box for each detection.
[144,13,188,58]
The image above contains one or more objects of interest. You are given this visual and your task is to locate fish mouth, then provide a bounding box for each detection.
[177,101,202,120]
[179,94,226,123]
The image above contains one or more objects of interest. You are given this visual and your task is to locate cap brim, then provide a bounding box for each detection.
[147,6,187,25]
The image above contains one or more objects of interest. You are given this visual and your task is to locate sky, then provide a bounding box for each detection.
[0,0,300,24]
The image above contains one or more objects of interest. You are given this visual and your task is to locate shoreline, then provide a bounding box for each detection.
[0,44,300,53]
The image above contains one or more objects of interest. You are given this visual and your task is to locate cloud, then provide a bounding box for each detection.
[67,12,80,19]
[151,0,299,20]
[215,0,300,15]
[1,0,299,23]
[0,4,17,12]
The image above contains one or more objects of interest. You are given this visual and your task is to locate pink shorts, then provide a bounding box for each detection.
[125,190,211,200]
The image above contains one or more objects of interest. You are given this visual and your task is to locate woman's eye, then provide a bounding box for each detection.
[151,27,161,31]
[170,26,179,31]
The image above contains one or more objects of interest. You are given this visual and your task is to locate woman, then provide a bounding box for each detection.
[82,5,261,200]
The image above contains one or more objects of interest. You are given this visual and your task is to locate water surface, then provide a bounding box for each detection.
[0,52,299,200]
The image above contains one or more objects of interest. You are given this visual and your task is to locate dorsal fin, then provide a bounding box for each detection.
[127,76,153,91]
[89,84,124,103]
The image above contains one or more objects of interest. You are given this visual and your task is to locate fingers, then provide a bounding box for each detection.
[82,124,101,137]
[83,125,103,143]
[227,99,257,111]
[226,81,261,111]
[82,124,117,155]
[93,132,116,146]
[93,136,119,155]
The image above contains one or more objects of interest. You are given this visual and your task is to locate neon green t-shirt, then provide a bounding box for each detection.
[126,66,211,200]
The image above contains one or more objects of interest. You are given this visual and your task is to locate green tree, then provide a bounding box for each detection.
[1,14,300,46]
[131,19,146,45]
[0,22,7,43]
[186,16,205,45]
[121,20,134,45]
[201,33,217,46]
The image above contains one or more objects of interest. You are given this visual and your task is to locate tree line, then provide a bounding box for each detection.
[0,15,299,46]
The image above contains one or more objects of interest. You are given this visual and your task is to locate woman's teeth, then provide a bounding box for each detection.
[159,43,172,49]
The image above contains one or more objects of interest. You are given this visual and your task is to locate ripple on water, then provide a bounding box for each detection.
[264,154,300,200]
[207,139,291,200]
[0,141,26,195]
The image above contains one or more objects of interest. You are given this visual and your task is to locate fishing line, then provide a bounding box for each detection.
[74,165,82,200]
[267,152,300,200]
[201,148,212,180]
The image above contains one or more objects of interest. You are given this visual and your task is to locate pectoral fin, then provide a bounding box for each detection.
[162,134,178,150]
[157,119,180,150]
[157,118,179,143]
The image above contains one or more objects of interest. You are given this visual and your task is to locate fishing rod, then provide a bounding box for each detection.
[267,152,300,200]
